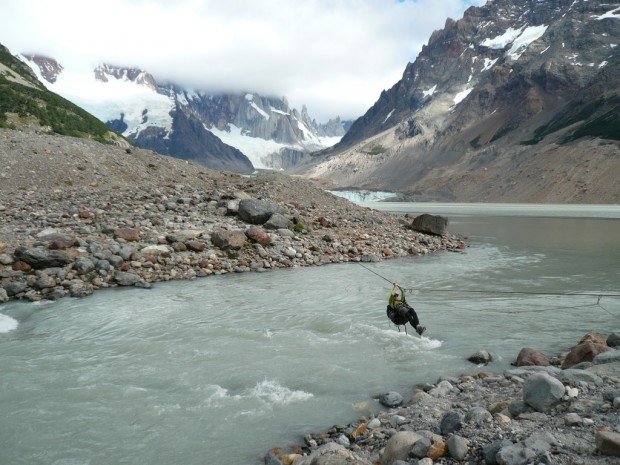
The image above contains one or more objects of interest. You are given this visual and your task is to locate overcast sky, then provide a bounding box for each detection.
[2,0,485,121]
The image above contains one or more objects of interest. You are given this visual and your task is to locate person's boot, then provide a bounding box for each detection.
[416,325,426,336]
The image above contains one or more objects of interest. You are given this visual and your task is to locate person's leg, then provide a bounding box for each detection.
[405,304,425,335]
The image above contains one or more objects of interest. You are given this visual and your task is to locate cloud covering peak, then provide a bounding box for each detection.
[2,0,484,121]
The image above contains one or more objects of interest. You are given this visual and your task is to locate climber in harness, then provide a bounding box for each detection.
[387,283,425,336]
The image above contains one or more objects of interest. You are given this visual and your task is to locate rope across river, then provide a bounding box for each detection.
[357,262,620,315]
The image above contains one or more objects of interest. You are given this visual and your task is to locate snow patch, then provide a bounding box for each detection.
[453,87,473,106]
[482,58,498,72]
[250,102,270,120]
[610,44,618,49]
[245,93,254,101]
[593,7,620,20]
[480,27,523,49]
[269,106,289,116]
[422,85,437,98]
[599,61,608,68]
[540,45,551,54]
[506,25,548,60]
[382,109,395,124]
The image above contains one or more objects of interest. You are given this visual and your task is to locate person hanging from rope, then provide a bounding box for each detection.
[387,283,426,336]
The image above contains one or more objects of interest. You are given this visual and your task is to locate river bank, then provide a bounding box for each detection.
[0,167,463,303]
[265,332,620,465]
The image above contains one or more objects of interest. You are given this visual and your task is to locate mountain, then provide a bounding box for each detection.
[0,45,124,145]
[303,0,620,203]
[19,56,345,172]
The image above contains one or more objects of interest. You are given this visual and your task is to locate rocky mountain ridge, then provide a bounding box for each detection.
[19,55,346,171]
[303,0,619,203]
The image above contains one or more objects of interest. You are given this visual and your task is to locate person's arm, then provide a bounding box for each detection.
[399,286,407,304]
[389,284,397,307]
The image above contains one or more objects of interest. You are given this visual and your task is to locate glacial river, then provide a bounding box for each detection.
[1,204,619,465]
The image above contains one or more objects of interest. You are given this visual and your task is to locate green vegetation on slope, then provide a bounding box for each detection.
[0,44,120,144]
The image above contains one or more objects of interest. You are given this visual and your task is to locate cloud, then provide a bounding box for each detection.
[1,0,483,121]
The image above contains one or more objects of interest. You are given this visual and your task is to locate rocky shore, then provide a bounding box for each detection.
[265,332,620,465]
[0,129,464,304]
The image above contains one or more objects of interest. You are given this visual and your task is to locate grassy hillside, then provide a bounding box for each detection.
[0,44,123,144]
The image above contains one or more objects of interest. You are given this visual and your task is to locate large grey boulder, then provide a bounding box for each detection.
[410,437,432,458]
[238,199,281,224]
[114,271,140,286]
[73,258,95,274]
[523,373,565,412]
[264,213,292,230]
[447,434,469,461]
[440,411,464,435]
[14,247,71,269]
[69,281,93,298]
[411,214,448,236]
[295,443,371,465]
[483,440,512,465]
[382,431,423,465]
[558,369,603,386]
[468,349,493,364]
[593,350,620,365]
[211,229,247,250]
[3,280,27,296]
[379,391,403,408]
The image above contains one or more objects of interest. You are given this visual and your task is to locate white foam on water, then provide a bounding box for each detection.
[249,379,314,405]
[0,314,18,333]
[354,323,443,350]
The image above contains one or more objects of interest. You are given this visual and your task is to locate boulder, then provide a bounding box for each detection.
[295,443,371,465]
[515,348,550,367]
[69,281,93,298]
[0,253,14,265]
[465,406,492,425]
[382,431,423,465]
[379,391,403,408]
[593,350,620,365]
[211,229,247,250]
[0,288,8,302]
[114,228,140,242]
[45,234,78,250]
[34,274,56,290]
[562,342,611,368]
[185,241,206,252]
[595,431,620,457]
[468,349,492,364]
[14,247,71,269]
[245,227,272,246]
[564,413,582,426]
[114,271,140,286]
[523,373,565,412]
[558,369,603,386]
[483,439,512,465]
[140,245,172,256]
[440,411,463,435]
[3,280,27,296]
[496,445,536,465]
[238,199,281,224]
[579,331,607,345]
[410,437,431,458]
[428,438,447,460]
[447,435,469,461]
[73,258,95,274]
[411,214,448,236]
[264,213,293,230]
[429,380,455,397]
[607,333,620,348]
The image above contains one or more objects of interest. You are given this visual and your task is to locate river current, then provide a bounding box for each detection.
[1,204,619,465]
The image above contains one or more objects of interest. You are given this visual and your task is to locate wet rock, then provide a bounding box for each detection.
[440,411,463,435]
[211,229,247,250]
[411,214,448,236]
[114,271,139,286]
[14,247,71,269]
[515,348,550,367]
[382,431,423,465]
[483,439,512,465]
[523,373,565,412]
[607,333,620,348]
[69,281,93,297]
[562,341,611,368]
[238,199,281,225]
[595,431,620,457]
[114,227,140,242]
[468,349,493,364]
[0,288,8,303]
[593,350,620,365]
[447,435,469,461]
[380,391,403,408]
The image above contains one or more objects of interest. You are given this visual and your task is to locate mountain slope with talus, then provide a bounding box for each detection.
[19,56,346,172]
[302,0,620,203]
